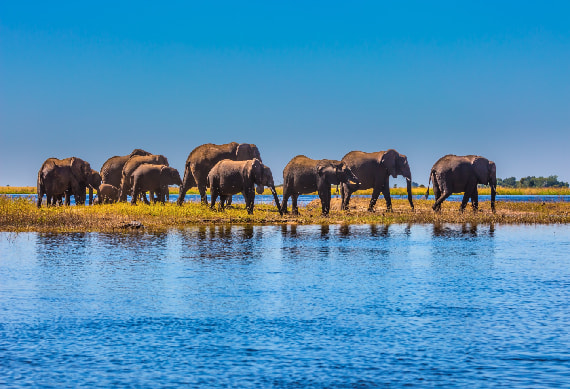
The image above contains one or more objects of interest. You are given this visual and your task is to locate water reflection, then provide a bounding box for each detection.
[432,222,496,239]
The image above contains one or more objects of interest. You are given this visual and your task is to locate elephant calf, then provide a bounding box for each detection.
[131,165,182,205]
[426,154,497,212]
[207,159,282,215]
[95,183,120,204]
[281,155,360,216]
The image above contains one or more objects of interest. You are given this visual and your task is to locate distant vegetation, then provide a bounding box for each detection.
[497,176,569,188]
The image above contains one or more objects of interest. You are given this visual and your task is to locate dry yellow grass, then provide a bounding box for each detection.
[1,195,569,232]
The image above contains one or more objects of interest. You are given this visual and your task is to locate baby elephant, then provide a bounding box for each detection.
[207,158,282,215]
[131,164,182,205]
[95,183,120,204]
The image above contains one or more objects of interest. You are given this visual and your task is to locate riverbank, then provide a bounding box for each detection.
[2,196,569,232]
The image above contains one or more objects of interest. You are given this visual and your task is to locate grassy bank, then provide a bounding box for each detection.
[3,186,570,196]
[1,196,569,232]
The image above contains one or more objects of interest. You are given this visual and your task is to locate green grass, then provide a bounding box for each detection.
[2,195,569,232]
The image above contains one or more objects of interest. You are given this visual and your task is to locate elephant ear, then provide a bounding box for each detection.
[236,144,253,160]
[379,149,398,178]
[471,157,491,185]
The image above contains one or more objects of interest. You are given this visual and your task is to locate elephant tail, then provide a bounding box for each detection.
[425,170,433,199]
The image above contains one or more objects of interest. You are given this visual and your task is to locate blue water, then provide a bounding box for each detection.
[12,193,570,206]
[1,224,570,387]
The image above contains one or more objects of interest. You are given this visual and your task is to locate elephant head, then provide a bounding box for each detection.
[380,149,414,210]
[472,157,497,212]
[69,157,92,204]
[89,169,102,189]
[243,158,264,190]
[317,160,360,186]
[160,166,182,187]
[259,165,283,215]
[236,143,262,162]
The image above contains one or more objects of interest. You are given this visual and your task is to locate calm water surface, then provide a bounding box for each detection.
[1,224,570,387]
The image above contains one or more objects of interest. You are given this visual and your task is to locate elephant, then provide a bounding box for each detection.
[177,142,262,206]
[130,165,182,205]
[281,155,360,216]
[100,149,152,189]
[340,149,414,212]
[207,159,282,215]
[37,157,93,207]
[95,183,120,204]
[425,154,497,212]
[119,154,169,202]
[37,162,82,207]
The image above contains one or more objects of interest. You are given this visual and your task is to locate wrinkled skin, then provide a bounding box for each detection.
[131,165,182,205]
[119,154,169,202]
[426,154,497,212]
[37,157,93,207]
[178,142,262,206]
[100,149,152,188]
[341,149,414,212]
[208,159,282,215]
[95,183,120,204]
[37,162,81,207]
[281,155,360,216]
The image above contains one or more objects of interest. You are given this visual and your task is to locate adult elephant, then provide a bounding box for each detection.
[37,161,82,207]
[341,149,414,212]
[281,156,360,216]
[37,157,93,207]
[118,154,169,201]
[425,154,497,212]
[177,142,262,205]
[207,159,282,215]
[100,149,152,188]
[131,165,182,205]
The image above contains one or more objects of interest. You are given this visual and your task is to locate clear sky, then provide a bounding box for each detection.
[1,1,569,186]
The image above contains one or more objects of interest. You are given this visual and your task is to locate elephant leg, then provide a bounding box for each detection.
[210,188,219,210]
[291,194,299,215]
[368,186,382,212]
[382,180,392,211]
[341,183,355,210]
[471,188,479,212]
[433,190,452,212]
[281,190,290,214]
[318,190,329,216]
[198,183,208,205]
[142,191,150,205]
[130,189,138,205]
[244,191,254,214]
[459,191,470,212]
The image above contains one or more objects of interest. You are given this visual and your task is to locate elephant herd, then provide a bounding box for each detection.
[37,142,497,215]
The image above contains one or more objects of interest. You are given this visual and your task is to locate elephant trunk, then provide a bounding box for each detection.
[406,177,414,210]
[270,186,283,216]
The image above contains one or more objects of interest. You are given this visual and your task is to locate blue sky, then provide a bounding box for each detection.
[1,1,569,186]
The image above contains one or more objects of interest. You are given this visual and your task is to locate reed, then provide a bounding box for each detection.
[1,195,569,232]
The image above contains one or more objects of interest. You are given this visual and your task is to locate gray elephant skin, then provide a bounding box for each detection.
[119,154,169,202]
[95,183,120,204]
[281,155,360,216]
[100,149,152,188]
[341,149,414,212]
[426,154,497,212]
[131,165,182,205]
[207,159,282,215]
[37,157,94,207]
[178,142,262,206]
